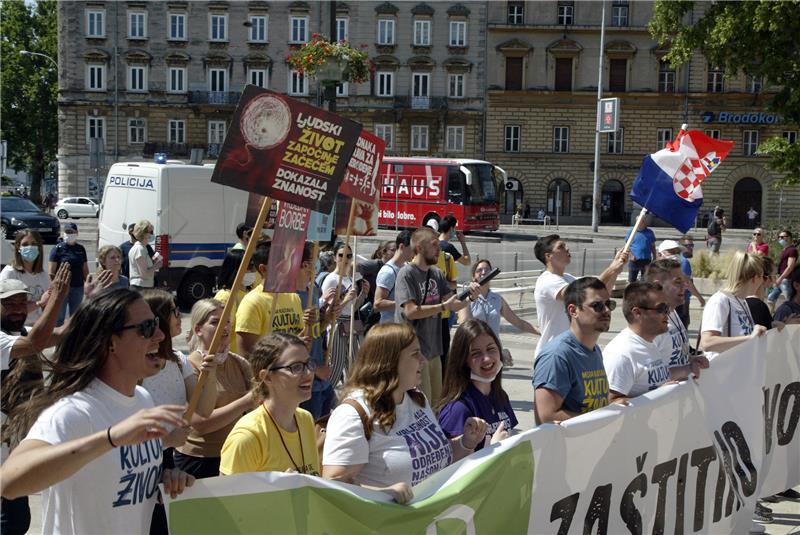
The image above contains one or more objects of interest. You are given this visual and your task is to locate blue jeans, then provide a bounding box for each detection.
[300,383,336,421]
[767,279,793,304]
[56,286,84,326]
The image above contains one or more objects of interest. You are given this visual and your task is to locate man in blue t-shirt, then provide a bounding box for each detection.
[532,276,614,424]
[374,230,414,324]
[624,217,657,282]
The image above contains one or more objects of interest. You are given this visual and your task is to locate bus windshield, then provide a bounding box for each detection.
[460,163,498,205]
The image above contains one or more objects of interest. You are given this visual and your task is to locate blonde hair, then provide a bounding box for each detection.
[187,298,224,351]
[133,220,154,242]
[722,251,765,294]
[96,244,123,272]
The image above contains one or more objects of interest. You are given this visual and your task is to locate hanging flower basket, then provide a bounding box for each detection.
[287,34,373,84]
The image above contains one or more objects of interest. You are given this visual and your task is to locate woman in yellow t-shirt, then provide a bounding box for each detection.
[214,249,258,355]
[220,332,320,476]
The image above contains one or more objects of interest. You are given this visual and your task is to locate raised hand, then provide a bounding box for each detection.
[107,405,186,447]
[462,417,489,450]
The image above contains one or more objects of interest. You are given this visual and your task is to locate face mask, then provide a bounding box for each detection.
[779,239,788,247]
[63,233,78,244]
[19,245,40,262]
[664,254,680,262]
[242,272,257,287]
[148,235,156,246]
[315,258,321,273]
[470,362,503,384]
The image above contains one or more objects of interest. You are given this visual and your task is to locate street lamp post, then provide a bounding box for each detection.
[20,50,58,71]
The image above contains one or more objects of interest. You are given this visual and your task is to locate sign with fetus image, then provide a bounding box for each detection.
[264,201,310,293]
[334,190,379,237]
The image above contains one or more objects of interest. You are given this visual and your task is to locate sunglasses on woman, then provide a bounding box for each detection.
[117,317,158,338]
[337,253,354,259]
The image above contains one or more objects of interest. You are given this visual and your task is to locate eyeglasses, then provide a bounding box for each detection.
[582,300,616,313]
[778,235,789,240]
[637,303,670,315]
[337,253,353,259]
[270,360,317,375]
[753,233,762,236]
[117,317,158,338]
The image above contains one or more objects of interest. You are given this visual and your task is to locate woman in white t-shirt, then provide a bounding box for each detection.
[128,220,162,290]
[0,230,50,325]
[700,251,768,360]
[322,323,490,504]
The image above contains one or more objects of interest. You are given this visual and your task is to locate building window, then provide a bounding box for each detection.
[449,21,466,46]
[705,129,720,140]
[743,130,759,156]
[656,128,673,151]
[547,179,571,216]
[375,124,394,150]
[553,126,570,153]
[208,121,226,144]
[557,1,574,25]
[209,68,226,92]
[376,71,394,97]
[783,131,798,144]
[290,16,308,43]
[87,64,105,91]
[128,118,146,144]
[412,73,430,98]
[658,61,675,93]
[168,120,186,144]
[611,1,629,27]
[505,57,523,90]
[86,116,105,143]
[607,128,624,154]
[504,125,520,152]
[249,68,268,88]
[507,1,524,25]
[210,14,227,41]
[414,19,431,46]
[86,10,105,38]
[748,75,763,93]
[128,11,146,39]
[127,66,146,92]
[609,59,627,92]
[288,70,307,95]
[554,58,572,91]
[169,13,186,40]
[336,82,348,97]
[336,17,348,41]
[249,15,267,42]
[707,65,724,92]
[378,19,395,45]
[411,125,429,151]
[168,67,186,93]
[446,126,464,152]
[448,74,464,98]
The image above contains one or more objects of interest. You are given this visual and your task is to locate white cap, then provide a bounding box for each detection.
[0,279,31,299]
[426,219,439,232]
[657,239,685,254]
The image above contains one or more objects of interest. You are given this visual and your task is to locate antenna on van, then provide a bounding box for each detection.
[190,148,204,165]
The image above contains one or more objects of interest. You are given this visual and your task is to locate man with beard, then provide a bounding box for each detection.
[603,282,683,403]
[533,277,613,424]
[395,227,478,404]
[658,237,704,328]
[648,259,710,376]
[1,265,70,535]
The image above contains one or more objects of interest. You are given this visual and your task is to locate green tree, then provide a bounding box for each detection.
[0,0,58,203]
[649,0,800,185]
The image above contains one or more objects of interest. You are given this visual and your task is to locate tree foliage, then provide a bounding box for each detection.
[649,0,800,186]
[0,0,58,202]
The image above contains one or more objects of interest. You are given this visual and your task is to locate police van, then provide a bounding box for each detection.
[98,161,250,307]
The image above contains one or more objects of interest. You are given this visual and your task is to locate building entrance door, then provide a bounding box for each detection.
[732,177,762,228]
[601,180,625,224]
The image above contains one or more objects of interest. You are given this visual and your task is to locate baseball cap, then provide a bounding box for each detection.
[63,222,78,232]
[426,219,439,232]
[657,239,685,254]
[0,279,31,299]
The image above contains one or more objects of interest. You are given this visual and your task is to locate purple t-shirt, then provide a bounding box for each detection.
[438,383,518,450]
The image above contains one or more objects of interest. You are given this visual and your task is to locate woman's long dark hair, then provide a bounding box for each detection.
[437,319,508,414]
[3,289,142,445]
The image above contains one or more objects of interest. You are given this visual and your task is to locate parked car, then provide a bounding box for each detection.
[55,196,100,219]
[0,194,61,243]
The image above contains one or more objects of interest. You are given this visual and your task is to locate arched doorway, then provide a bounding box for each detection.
[503,177,524,214]
[547,179,571,217]
[732,178,762,228]
[601,179,625,224]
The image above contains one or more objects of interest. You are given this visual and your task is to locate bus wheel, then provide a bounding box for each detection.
[423,213,440,230]
[177,269,215,309]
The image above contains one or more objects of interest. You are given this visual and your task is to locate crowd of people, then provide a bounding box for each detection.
[1,216,799,534]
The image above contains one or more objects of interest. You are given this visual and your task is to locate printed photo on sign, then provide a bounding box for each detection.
[211,86,362,213]
[339,131,385,204]
[334,191,379,237]
[307,206,334,242]
[264,201,310,293]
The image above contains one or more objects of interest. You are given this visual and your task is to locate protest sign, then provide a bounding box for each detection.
[212,86,362,213]
[307,206,334,242]
[264,202,311,293]
[338,131,385,204]
[334,193,379,237]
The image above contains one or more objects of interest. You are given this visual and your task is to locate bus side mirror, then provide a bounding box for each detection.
[460,166,472,186]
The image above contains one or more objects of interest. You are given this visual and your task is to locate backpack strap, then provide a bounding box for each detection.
[342,399,372,440]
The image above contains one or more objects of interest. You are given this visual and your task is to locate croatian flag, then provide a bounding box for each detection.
[631,129,734,233]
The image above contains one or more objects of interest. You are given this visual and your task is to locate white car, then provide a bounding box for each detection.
[55,197,100,219]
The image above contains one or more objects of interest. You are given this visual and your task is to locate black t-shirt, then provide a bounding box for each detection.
[357,259,383,302]
[746,297,773,330]
[49,242,88,287]
[439,240,462,261]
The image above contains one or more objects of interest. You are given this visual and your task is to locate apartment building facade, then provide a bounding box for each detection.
[56,1,487,198]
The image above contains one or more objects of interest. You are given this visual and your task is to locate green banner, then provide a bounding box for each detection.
[169,441,533,534]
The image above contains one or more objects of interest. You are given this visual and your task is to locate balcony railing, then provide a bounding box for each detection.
[142,142,190,157]
[411,96,430,109]
[188,91,242,105]
[207,143,222,159]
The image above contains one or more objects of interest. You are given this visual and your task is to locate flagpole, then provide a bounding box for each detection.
[591,0,607,233]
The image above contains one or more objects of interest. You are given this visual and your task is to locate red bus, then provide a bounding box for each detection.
[378,157,504,232]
